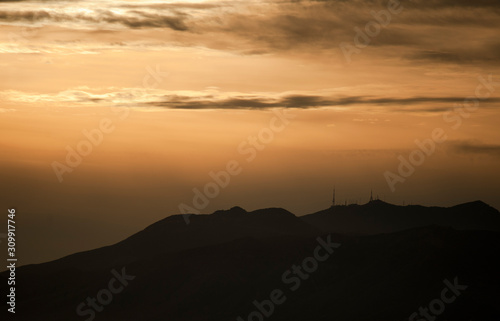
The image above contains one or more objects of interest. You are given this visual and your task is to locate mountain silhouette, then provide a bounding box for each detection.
[19,206,320,273]
[302,200,500,235]
[2,201,500,321]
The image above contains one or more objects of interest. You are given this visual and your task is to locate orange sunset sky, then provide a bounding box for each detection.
[1,0,500,265]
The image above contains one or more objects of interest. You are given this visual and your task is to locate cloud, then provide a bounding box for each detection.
[448,140,500,157]
[295,0,500,9]
[1,0,499,66]
[411,0,500,8]
[4,88,499,111]
[0,6,190,30]
[148,95,500,110]
[407,44,500,64]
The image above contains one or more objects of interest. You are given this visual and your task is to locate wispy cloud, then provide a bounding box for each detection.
[0,7,189,30]
[1,0,499,64]
[3,88,499,110]
[448,140,500,157]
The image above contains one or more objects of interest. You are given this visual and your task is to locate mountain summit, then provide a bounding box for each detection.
[301,200,500,234]
[2,200,500,321]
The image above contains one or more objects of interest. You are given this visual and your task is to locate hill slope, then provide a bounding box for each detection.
[301,200,500,234]
[3,201,500,320]
[19,206,320,272]
[4,227,500,321]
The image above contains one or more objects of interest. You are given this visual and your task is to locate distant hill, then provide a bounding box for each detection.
[301,200,500,235]
[18,206,320,272]
[2,201,500,320]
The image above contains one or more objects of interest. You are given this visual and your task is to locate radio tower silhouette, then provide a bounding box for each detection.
[332,187,336,208]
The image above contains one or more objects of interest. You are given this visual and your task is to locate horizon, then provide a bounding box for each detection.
[184,198,500,216]
[2,196,499,271]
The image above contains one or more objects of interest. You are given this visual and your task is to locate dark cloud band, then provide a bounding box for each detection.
[145,94,500,110]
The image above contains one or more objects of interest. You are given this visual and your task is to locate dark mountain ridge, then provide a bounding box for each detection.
[301,200,500,234]
[4,226,500,321]
[3,200,500,321]
[15,200,500,274]
[18,206,320,273]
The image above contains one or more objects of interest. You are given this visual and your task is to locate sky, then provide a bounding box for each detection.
[1,0,500,266]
